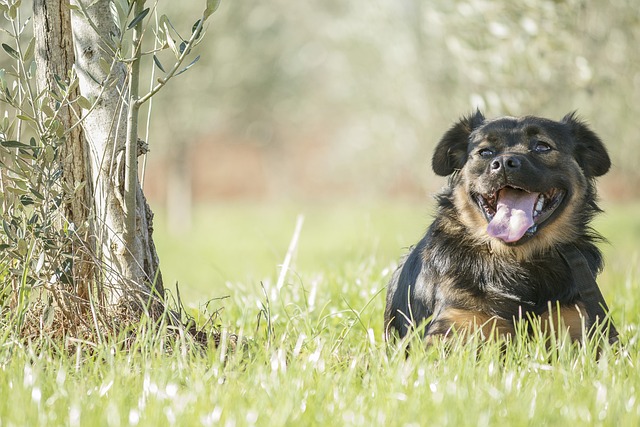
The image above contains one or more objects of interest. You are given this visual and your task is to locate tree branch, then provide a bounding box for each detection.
[135,15,205,107]
[123,0,146,247]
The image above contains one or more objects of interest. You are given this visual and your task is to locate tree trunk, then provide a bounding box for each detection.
[69,0,163,306]
[33,0,93,299]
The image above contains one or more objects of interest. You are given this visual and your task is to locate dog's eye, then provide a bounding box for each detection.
[533,141,552,153]
[478,148,494,158]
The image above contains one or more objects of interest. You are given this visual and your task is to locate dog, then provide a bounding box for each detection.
[384,111,618,344]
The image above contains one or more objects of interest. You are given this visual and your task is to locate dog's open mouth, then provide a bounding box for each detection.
[475,186,566,244]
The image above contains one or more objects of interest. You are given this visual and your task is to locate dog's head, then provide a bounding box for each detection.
[433,111,610,255]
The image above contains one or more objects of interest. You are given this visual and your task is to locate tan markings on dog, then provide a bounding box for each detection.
[538,302,588,342]
[430,308,515,340]
[452,185,487,235]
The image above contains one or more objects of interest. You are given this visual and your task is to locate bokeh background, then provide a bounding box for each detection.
[140,0,640,307]
[146,0,640,205]
[5,0,638,308]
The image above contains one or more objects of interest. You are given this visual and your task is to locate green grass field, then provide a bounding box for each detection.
[1,200,639,426]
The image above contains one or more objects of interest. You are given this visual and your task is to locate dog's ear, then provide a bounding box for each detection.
[562,112,610,177]
[432,110,485,176]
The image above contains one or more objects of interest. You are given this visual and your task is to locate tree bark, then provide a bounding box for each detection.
[33,0,93,299]
[69,0,163,305]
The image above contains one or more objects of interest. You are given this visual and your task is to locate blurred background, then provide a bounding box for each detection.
[4,0,639,309]
[146,0,640,207]
[141,0,640,306]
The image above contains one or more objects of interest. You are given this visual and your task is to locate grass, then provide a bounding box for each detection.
[1,199,639,426]
[152,201,432,305]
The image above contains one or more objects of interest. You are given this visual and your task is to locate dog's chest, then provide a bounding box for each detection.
[434,249,575,311]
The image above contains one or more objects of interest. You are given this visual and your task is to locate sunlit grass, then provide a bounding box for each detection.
[0,200,639,426]
[153,200,639,327]
[153,201,431,305]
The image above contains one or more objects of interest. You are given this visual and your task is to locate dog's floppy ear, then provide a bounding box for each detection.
[562,112,610,177]
[432,110,485,176]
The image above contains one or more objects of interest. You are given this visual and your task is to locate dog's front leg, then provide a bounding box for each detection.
[426,307,514,341]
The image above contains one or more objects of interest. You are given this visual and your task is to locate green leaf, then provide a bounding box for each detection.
[24,37,35,62]
[19,195,34,206]
[74,181,87,194]
[28,60,36,79]
[1,140,29,148]
[30,187,44,200]
[48,89,62,102]
[18,148,35,159]
[68,77,79,93]
[158,14,169,32]
[28,213,39,225]
[6,186,29,196]
[17,238,27,257]
[164,25,178,57]
[127,7,149,30]
[51,168,63,181]
[175,55,201,77]
[8,5,17,20]
[13,179,28,191]
[152,55,166,73]
[2,43,19,60]
[44,146,55,163]
[109,0,121,28]
[41,104,55,118]
[99,57,111,75]
[77,95,92,110]
[53,73,66,90]
[16,114,35,123]
[192,19,203,39]
[2,220,15,242]
[204,0,221,20]
[54,122,64,138]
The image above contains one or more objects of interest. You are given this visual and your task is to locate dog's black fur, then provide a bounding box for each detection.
[384,111,616,342]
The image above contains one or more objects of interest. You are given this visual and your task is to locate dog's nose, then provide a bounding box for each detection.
[505,156,521,169]
[491,156,521,172]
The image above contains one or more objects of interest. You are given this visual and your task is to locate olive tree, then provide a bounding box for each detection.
[0,0,218,336]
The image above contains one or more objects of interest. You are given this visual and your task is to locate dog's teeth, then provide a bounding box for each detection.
[535,195,545,214]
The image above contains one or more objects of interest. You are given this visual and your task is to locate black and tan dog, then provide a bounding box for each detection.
[384,111,618,344]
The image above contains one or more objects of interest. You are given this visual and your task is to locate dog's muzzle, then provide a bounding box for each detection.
[475,186,566,243]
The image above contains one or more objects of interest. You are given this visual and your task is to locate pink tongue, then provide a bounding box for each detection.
[486,188,538,243]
